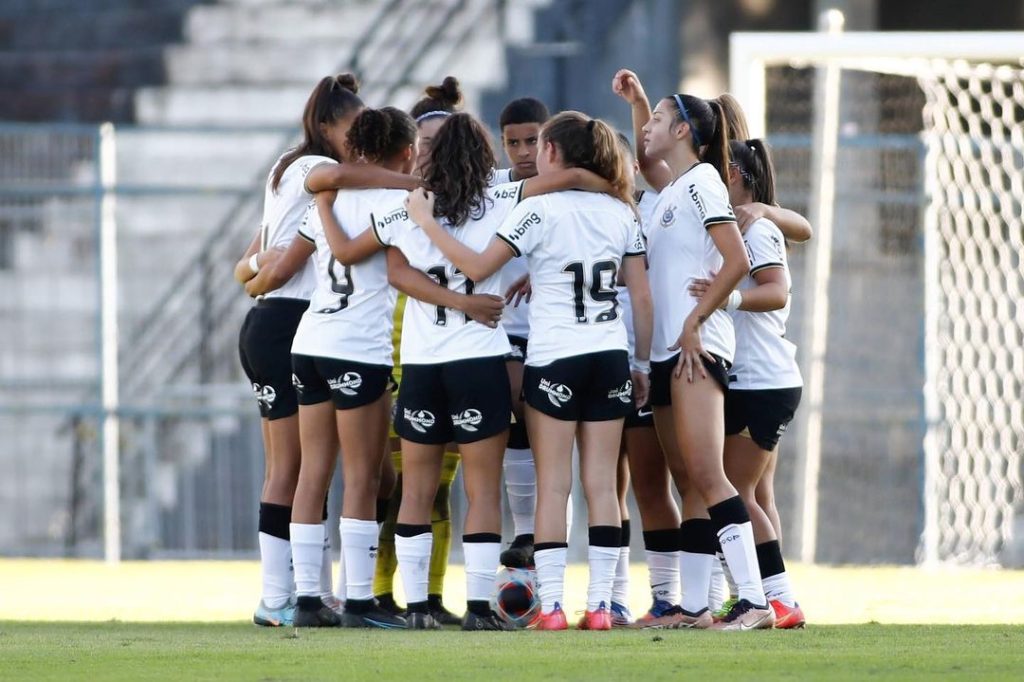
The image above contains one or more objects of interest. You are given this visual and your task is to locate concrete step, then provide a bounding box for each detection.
[135,84,317,125]
[183,2,379,45]
[0,8,192,51]
[0,48,165,89]
[164,42,351,85]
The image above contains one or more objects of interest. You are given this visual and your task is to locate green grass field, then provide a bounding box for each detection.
[2,560,1022,680]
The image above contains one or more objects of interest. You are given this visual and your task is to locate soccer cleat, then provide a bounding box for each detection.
[770,600,806,629]
[610,601,634,628]
[293,596,342,627]
[462,610,516,631]
[712,596,739,623]
[252,598,295,627]
[500,535,535,569]
[537,603,569,631]
[375,592,405,616]
[428,595,463,626]
[709,599,775,631]
[340,600,408,629]
[405,611,442,630]
[637,604,712,629]
[322,594,344,615]
[577,602,613,631]
[634,597,675,626]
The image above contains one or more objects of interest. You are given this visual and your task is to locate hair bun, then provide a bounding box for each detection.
[425,76,462,106]
[335,73,360,94]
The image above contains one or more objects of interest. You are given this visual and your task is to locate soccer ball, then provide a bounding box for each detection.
[492,567,541,629]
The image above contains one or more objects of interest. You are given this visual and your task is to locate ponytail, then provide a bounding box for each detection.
[666,94,731,184]
[272,73,363,191]
[411,76,463,121]
[346,106,417,163]
[541,111,634,207]
[712,93,751,142]
[703,99,731,185]
[728,138,777,206]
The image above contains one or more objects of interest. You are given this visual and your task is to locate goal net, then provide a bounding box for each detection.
[730,26,1024,566]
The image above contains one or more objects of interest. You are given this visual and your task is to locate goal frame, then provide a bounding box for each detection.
[729,25,1024,566]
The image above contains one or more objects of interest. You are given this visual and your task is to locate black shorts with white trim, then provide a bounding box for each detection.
[238,297,308,420]
[649,352,732,406]
[395,355,511,445]
[523,350,633,422]
[725,386,802,451]
[291,354,393,410]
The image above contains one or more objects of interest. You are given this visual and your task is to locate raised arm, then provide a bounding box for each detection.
[735,202,813,243]
[405,189,514,283]
[305,161,420,194]
[245,235,315,297]
[315,190,382,265]
[520,168,613,199]
[612,69,672,192]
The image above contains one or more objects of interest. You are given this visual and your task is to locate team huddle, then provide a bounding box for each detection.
[235,69,810,632]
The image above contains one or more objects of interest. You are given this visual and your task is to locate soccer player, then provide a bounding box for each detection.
[688,139,805,628]
[407,111,653,631]
[613,67,774,630]
[234,74,415,627]
[494,97,552,570]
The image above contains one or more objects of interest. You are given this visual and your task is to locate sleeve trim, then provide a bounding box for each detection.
[297,230,315,244]
[750,261,784,275]
[496,232,522,257]
[301,160,335,195]
[703,216,738,229]
[369,213,387,247]
[624,249,646,257]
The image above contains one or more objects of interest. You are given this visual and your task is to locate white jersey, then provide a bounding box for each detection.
[496,191,645,367]
[290,189,399,366]
[730,218,802,390]
[258,153,334,301]
[619,189,659,362]
[373,181,525,365]
[488,167,514,186]
[647,163,737,363]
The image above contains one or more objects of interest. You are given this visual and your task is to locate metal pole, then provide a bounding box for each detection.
[99,122,121,564]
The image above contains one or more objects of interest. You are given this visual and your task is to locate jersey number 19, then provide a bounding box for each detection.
[562,260,618,324]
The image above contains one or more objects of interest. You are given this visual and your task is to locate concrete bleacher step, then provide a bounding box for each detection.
[135,84,321,125]
[183,2,379,44]
[164,42,357,85]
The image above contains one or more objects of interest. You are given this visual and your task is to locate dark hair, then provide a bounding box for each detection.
[421,113,496,226]
[729,139,776,206]
[346,106,417,163]
[410,76,462,121]
[665,94,730,183]
[541,111,633,207]
[499,97,550,129]
[272,74,362,191]
[615,131,635,162]
[712,93,751,142]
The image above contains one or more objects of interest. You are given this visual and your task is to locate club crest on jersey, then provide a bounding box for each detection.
[452,408,483,432]
[329,372,363,396]
[659,204,676,228]
[403,408,436,434]
[538,379,572,408]
[253,383,277,408]
[608,380,633,404]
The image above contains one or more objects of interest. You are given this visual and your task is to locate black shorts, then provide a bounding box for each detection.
[649,353,732,407]
[725,387,802,451]
[624,404,654,429]
[523,350,633,422]
[505,334,528,363]
[291,354,393,410]
[238,298,308,420]
[395,355,512,445]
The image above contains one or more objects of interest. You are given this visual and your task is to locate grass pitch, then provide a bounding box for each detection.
[1,560,1022,680]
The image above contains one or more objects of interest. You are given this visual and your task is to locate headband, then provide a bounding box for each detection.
[673,94,702,148]
[415,110,452,125]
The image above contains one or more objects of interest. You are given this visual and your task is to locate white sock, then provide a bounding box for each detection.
[340,517,377,602]
[333,521,346,602]
[763,571,796,607]
[395,531,432,606]
[587,545,620,611]
[319,523,334,601]
[535,546,567,613]
[504,448,536,538]
[679,551,714,613]
[612,546,630,605]
[708,557,727,612]
[645,550,681,606]
[721,551,737,598]
[290,523,325,598]
[565,492,574,543]
[718,522,766,605]
[463,539,501,603]
[258,532,293,609]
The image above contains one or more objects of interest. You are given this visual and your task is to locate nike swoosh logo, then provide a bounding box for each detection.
[637,409,653,418]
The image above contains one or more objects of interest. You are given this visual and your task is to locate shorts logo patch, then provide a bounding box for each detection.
[636,407,653,419]
[659,204,676,228]
[507,344,525,360]
[329,371,363,396]
[403,408,436,434]
[538,379,572,408]
[776,422,789,437]
[452,408,483,432]
[608,380,633,404]
[254,383,277,408]
[291,374,304,391]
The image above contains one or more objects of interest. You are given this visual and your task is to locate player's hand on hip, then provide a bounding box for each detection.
[669,316,714,383]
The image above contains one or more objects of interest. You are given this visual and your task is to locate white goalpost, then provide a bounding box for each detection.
[730,19,1024,567]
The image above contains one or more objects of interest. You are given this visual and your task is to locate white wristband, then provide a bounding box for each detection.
[248,252,261,274]
[725,289,742,313]
[630,359,651,375]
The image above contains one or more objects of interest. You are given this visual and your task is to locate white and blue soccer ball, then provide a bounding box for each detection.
[492,567,541,629]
